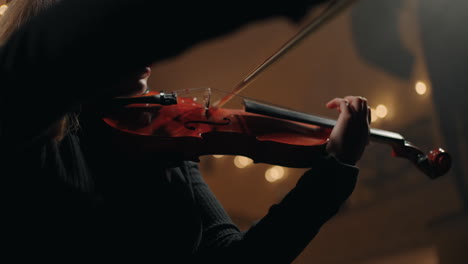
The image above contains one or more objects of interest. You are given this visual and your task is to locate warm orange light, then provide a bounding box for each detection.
[265,166,286,182]
[212,155,224,158]
[0,4,8,15]
[415,81,427,95]
[234,156,253,168]
[376,104,388,118]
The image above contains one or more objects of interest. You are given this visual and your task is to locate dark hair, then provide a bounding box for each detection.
[0,0,79,141]
[0,0,60,43]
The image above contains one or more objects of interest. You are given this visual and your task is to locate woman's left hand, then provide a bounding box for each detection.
[324,96,371,165]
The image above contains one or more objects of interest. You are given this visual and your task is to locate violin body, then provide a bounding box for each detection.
[102,92,332,168]
[102,90,451,178]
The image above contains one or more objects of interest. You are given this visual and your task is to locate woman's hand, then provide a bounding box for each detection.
[325,96,371,166]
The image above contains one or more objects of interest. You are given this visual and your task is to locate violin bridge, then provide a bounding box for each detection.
[204,88,211,109]
[203,88,212,118]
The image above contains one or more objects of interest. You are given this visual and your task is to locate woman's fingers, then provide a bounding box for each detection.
[326,97,350,113]
[344,96,367,111]
[344,96,370,125]
[325,95,371,165]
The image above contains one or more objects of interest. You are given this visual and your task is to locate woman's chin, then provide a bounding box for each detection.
[134,80,149,95]
[113,69,151,98]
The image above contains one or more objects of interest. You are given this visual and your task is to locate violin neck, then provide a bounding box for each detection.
[244,99,451,179]
[243,99,405,145]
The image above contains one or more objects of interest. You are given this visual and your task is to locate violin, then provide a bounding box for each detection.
[102,88,451,179]
[102,0,451,179]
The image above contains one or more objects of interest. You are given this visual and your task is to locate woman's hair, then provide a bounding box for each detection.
[0,0,60,44]
[0,0,77,141]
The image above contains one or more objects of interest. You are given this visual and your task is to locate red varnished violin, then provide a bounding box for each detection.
[102,88,451,179]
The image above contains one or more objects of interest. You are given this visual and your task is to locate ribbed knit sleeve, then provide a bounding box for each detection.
[189,155,358,263]
[188,163,244,250]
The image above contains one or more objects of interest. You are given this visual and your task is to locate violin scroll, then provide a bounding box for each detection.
[391,142,451,179]
[426,148,452,178]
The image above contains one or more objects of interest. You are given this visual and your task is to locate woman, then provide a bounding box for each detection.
[0,0,370,262]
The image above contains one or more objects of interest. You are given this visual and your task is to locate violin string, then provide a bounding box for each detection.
[168,87,303,112]
[212,0,358,109]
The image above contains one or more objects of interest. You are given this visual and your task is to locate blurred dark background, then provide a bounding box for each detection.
[2,0,465,263]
